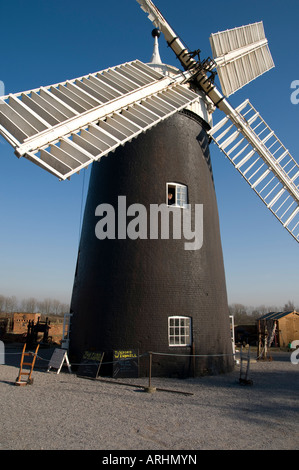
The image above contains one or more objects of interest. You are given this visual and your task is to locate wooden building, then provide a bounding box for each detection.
[257,311,299,349]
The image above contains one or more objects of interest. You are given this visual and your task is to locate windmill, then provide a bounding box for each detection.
[0,0,298,377]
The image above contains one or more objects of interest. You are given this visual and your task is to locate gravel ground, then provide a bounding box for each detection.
[0,345,298,451]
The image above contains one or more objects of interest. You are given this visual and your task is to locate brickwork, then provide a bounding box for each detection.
[69,112,234,376]
[12,313,63,344]
[13,313,41,334]
[48,323,64,344]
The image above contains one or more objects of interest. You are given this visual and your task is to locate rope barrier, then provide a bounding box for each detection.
[3,348,238,367]
[150,351,236,358]
[2,347,245,395]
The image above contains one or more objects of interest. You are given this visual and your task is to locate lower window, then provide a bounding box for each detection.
[168,316,192,346]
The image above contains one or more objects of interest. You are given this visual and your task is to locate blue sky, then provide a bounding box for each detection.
[0,0,298,309]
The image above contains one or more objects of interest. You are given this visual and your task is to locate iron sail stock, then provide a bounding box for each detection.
[69,108,234,377]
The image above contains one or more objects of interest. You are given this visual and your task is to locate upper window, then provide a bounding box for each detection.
[167,183,188,208]
[168,316,192,347]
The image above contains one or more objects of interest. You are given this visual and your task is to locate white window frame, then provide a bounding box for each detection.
[168,316,192,347]
[166,182,188,208]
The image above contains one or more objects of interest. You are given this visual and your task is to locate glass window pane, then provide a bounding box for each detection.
[167,183,188,207]
[168,316,191,346]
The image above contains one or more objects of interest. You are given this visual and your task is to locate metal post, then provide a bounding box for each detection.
[257,320,261,360]
[144,352,156,393]
[192,342,196,377]
[149,352,152,388]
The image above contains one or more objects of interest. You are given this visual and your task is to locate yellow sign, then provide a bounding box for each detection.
[113,350,137,360]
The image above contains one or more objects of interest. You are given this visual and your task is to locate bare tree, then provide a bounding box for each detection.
[283,300,295,312]
[20,297,38,313]
[0,294,70,316]
[229,303,281,324]
[250,304,279,317]
[4,296,19,313]
[50,300,70,315]
[37,298,53,315]
[60,303,70,314]
[52,299,62,315]
[229,304,249,324]
[0,295,5,313]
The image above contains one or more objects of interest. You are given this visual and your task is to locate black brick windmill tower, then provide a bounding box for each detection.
[0,0,298,376]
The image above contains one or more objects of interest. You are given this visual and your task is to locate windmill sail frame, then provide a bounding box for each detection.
[0,60,199,180]
[210,22,275,96]
[209,100,299,242]
[0,0,298,243]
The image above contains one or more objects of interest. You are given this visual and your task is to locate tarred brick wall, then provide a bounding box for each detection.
[70,112,233,377]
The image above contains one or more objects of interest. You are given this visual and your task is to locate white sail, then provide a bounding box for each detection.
[210,22,274,96]
[209,100,299,242]
[0,60,199,180]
